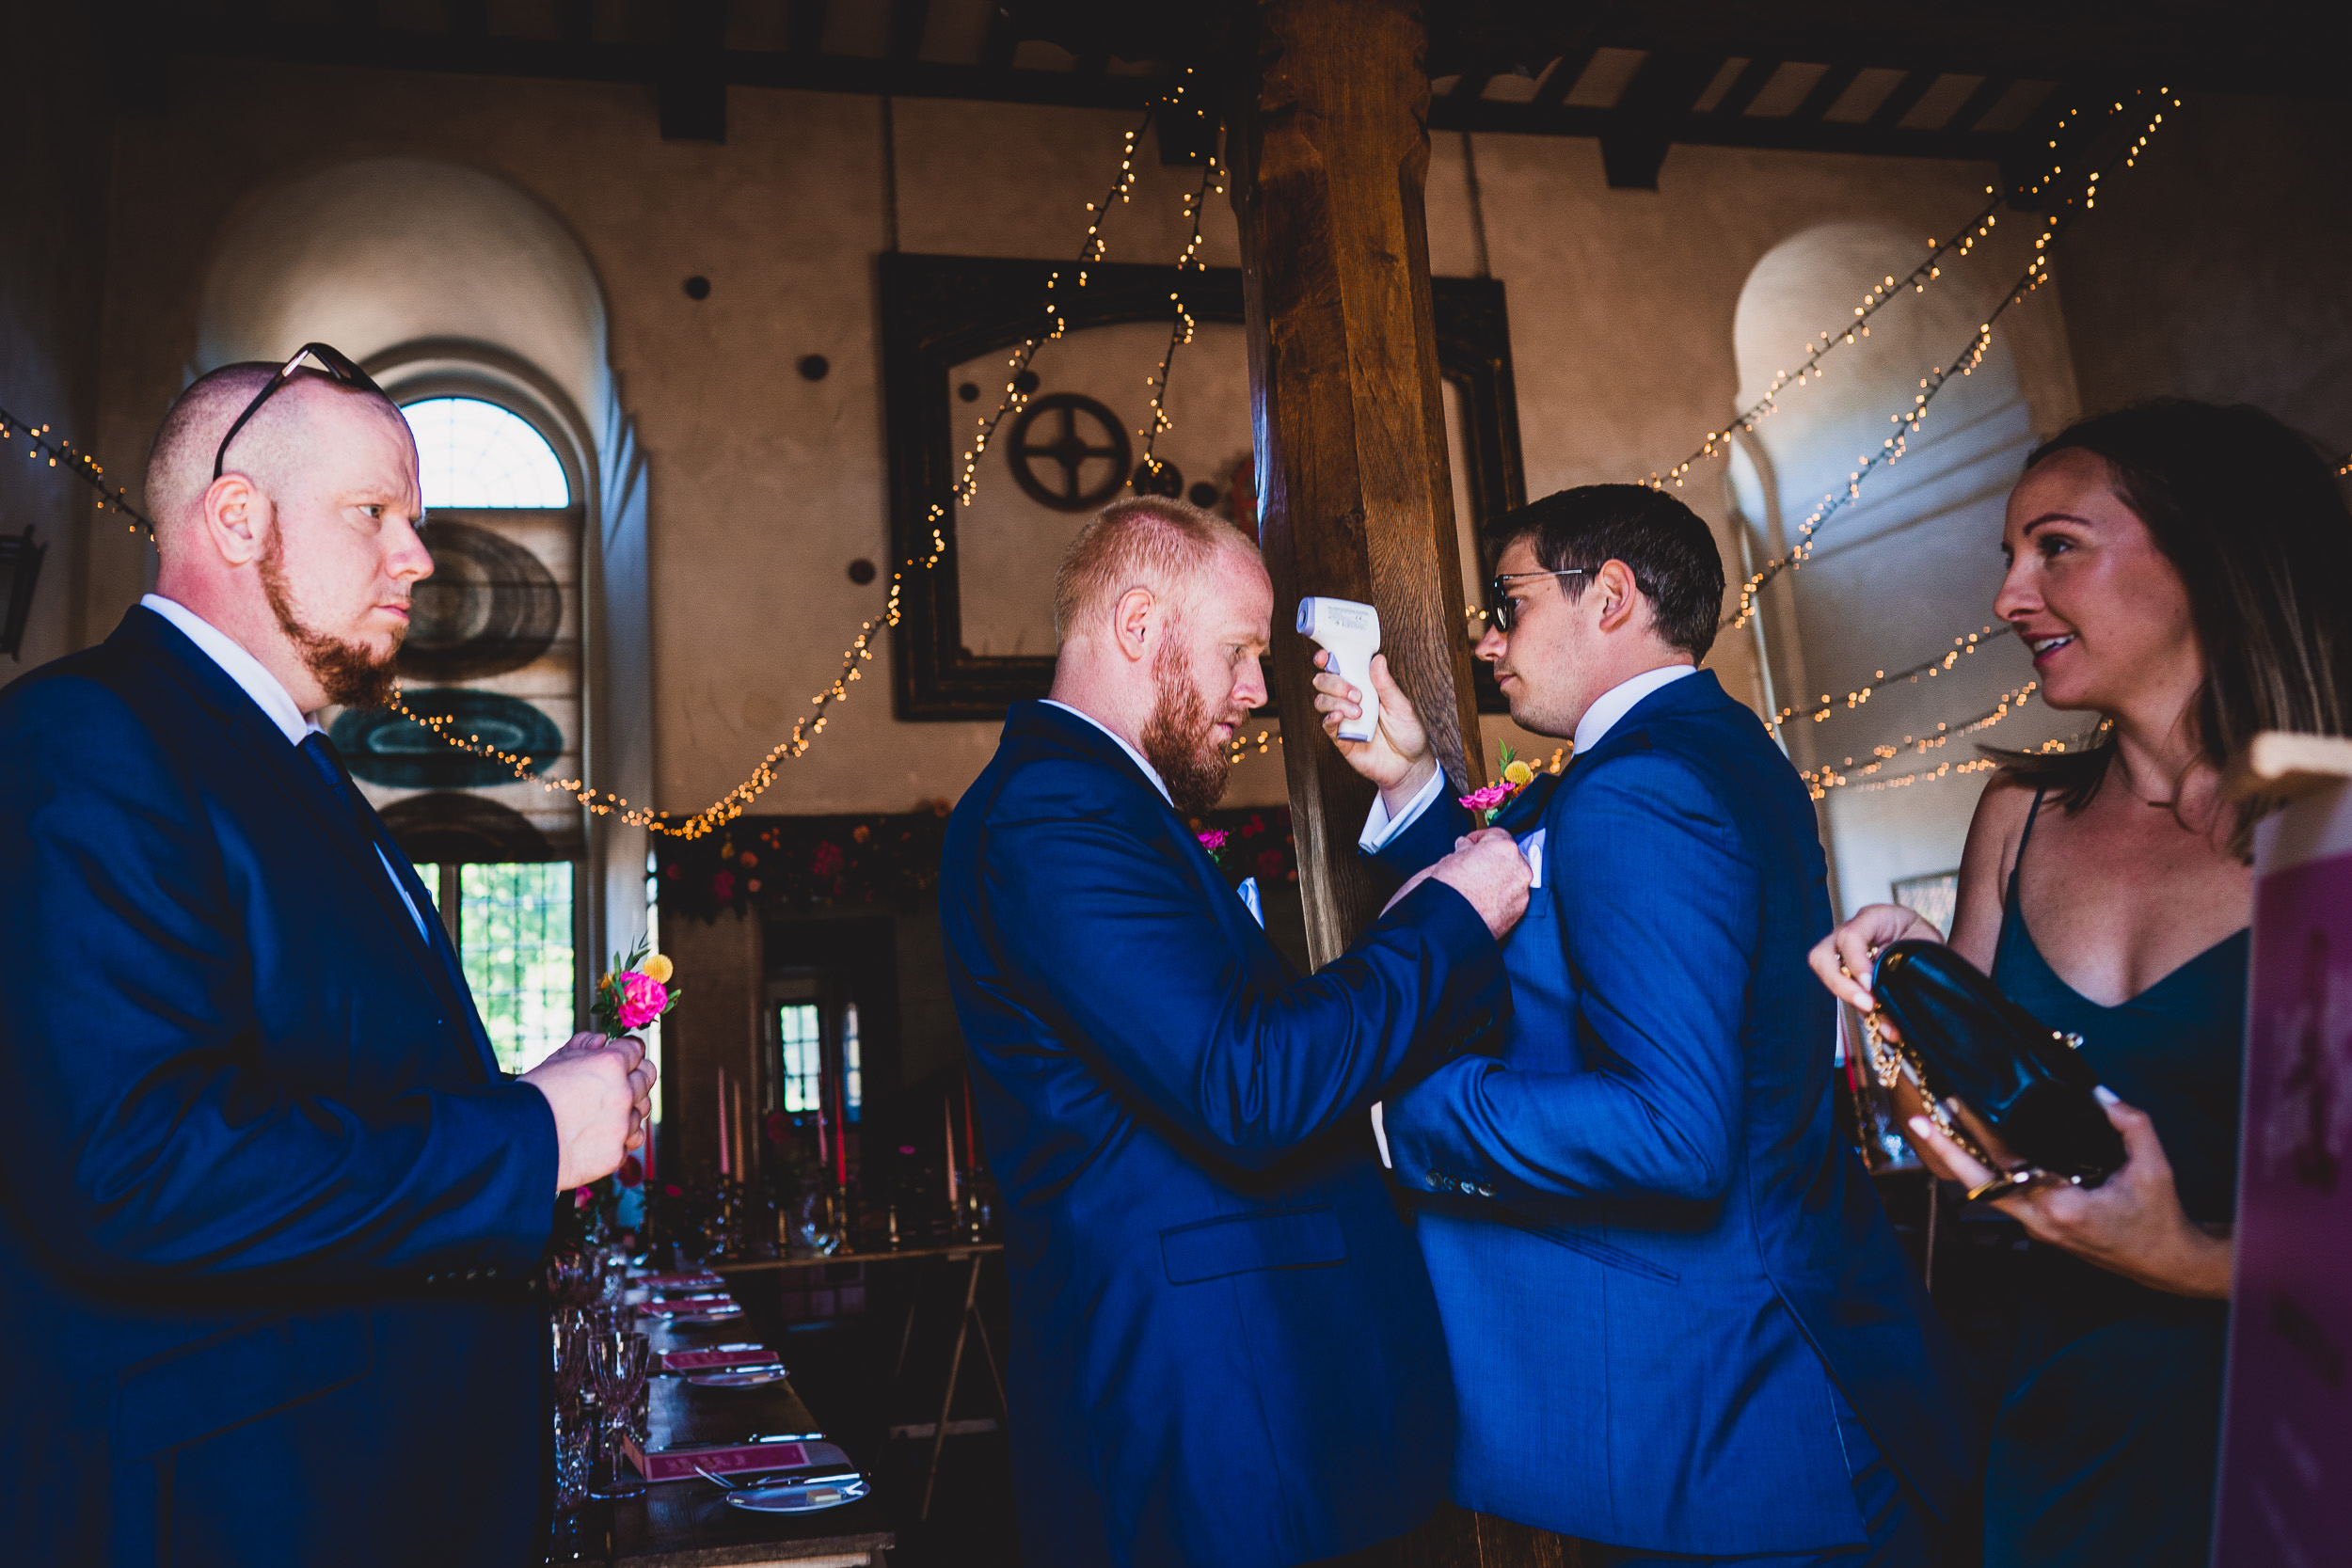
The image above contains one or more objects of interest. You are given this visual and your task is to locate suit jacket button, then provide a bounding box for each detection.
[1425,1172,1442,1191]
[1476,1183,1494,1198]
[465,1268,481,1281]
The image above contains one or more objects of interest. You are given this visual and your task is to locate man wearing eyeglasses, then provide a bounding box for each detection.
[0,350,651,1566]
[1311,485,1970,1565]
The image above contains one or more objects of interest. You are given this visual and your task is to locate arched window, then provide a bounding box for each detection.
[1727,220,2067,918]
[403,396,572,508]
[385,390,585,1071]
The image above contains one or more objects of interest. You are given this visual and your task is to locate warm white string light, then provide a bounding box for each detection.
[1722,90,2179,628]
[390,72,1208,837]
[0,404,156,535]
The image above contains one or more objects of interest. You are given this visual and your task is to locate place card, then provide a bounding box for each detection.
[657,1344,778,1374]
[623,1434,854,1484]
[633,1270,725,1291]
[636,1294,738,1318]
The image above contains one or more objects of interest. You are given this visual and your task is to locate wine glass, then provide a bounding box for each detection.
[586,1325,652,1499]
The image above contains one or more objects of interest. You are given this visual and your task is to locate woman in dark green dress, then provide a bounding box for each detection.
[1812,401,2352,1564]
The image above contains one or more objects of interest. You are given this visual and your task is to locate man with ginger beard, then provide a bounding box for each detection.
[941,496,1532,1568]
[0,349,653,1567]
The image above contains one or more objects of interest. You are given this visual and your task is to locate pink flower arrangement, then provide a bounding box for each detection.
[591,937,681,1038]
[1197,829,1230,853]
[615,972,668,1030]
[1458,742,1542,826]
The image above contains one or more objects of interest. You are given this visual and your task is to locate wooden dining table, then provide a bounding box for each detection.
[547,1298,895,1567]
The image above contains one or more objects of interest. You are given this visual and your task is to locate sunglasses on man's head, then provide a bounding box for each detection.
[1486,568,1590,633]
[213,342,389,481]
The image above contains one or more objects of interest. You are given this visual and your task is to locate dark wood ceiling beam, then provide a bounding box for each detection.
[1868,68,1939,129]
[1533,44,1597,105]
[888,0,929,62]
[660,0,728,141]
[1945,72,2015,134]
[1429,94,2012,165]
[1600,50,1732,187]
[1709,55,1779,118]
[979,8,1018,70]
[1788,61,1862,122]
[787,0,828,59]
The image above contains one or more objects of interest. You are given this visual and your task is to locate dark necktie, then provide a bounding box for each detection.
[299,732,449,958]
[298,731,373,839]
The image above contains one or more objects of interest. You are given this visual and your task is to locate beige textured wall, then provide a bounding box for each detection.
[87,59,2093,825]
[75,69,2352,891]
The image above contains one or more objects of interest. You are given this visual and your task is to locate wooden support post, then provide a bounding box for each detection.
[1230,0,1487,967]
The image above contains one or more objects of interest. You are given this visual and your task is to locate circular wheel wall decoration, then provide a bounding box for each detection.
[1007,392,1132,511]
[332,689,563,790]
[398,520,563,682]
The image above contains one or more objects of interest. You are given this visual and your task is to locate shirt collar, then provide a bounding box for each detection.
[139,594,323,746]
[1041,699,1172,806]
[1572,663,1698,759]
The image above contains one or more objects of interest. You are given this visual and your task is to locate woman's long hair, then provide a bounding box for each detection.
[1988,400,2352,856]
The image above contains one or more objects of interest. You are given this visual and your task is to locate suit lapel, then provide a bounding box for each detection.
[117,611,495,1081]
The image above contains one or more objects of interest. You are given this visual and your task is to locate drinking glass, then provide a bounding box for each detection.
[586,1326,652,1499]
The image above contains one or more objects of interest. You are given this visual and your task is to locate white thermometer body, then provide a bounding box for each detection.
[1296,595,1383,743]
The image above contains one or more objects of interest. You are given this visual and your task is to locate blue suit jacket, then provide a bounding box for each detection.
[941,702,1510,1568]
[0,608,561,1567]
[1374,671,1973,1555]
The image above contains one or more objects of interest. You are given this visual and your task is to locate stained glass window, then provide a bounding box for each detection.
[402,396,571,509]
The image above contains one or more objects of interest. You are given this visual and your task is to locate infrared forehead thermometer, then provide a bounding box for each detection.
[1296,596,1382,743]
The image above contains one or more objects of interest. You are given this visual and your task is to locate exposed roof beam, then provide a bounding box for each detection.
[1789,61,1862,122]
[1868,69,1939,129]
[1711,56,1779,118]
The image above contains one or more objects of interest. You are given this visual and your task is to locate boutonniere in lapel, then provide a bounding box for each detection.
[591,938,681,1038]
[1458,742,1540,826]
[1196,827,1230,864]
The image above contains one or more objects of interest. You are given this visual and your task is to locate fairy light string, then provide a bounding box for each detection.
[389,71,1210,840]
[1718,89,2179,629]
[0,404,158,536]
[1136,150,1222,481]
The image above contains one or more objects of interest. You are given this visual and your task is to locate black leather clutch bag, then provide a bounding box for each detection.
[1867,940,2126,1200]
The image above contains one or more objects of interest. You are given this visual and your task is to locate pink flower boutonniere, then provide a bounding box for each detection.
[1458,742,1541,826]
[591,938,682,1037]
[1197,828,1230,864]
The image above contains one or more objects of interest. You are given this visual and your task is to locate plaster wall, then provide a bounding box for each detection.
[1,3,110,673]
[87,61,2093,828]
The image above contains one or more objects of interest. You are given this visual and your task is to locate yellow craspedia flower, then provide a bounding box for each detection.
[1502,760,1535,786]
[641,954,674,985]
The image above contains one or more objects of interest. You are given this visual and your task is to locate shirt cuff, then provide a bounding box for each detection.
[1359,766,1447,853]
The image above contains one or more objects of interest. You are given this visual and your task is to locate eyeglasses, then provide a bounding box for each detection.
[213,342,388,481]
[1486,568,1589,633]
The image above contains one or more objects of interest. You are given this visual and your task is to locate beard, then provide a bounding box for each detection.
[1139,638,1240,817]
[258,530,404,711]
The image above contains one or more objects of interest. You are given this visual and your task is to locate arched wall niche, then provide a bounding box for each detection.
[191,155,651,995]
[1727,219,2076,919]
[194,156,613,450]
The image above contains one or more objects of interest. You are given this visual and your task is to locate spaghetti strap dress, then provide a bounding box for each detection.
[1981,790,2245,1567]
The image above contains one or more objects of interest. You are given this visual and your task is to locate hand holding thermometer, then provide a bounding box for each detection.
[1296,596,1382,743]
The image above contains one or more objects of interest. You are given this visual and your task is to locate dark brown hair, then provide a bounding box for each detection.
[1485,483,1725,659]
[1987,400,2352,854]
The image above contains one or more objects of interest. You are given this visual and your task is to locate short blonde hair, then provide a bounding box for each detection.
[1053,495,1259,641]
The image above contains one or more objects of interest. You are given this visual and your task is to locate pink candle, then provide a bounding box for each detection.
[834,1078,850,1188]
[717,1067,731,1177]
[815,1100,828,1167]
[945,1098,960,1210]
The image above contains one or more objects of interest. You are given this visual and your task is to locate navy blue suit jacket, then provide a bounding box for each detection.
[941,702,1510,1568]
[0,608,561,1567]
[1374,671,1973,1555]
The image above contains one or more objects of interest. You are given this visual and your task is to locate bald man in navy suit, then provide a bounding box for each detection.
[0,351,652,1566]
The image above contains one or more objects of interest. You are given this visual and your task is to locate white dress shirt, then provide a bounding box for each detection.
[140,594,432,939]
[1359,662,1699,852]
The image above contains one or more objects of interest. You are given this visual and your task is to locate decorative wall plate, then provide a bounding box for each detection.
[332,689,562,790]
[400,519,562,681]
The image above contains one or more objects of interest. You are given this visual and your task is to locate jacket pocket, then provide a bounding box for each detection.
[116,1310,373,1461]
[1160,1206,1348,1285]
